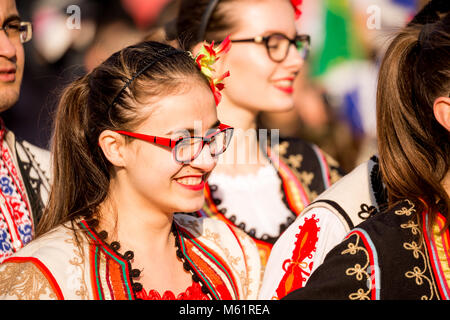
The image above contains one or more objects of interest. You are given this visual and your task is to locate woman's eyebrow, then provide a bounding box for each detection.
[208,120,221,129]
[165,120,221,135]
[2,14,21,27]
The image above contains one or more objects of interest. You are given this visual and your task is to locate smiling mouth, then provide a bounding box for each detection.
[273,79,294,93]
[174,175,206,191]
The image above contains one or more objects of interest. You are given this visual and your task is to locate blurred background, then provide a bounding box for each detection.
[8,0,427,173]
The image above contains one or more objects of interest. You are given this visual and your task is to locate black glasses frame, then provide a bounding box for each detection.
[230,33,310,62]
[0,21,32,43]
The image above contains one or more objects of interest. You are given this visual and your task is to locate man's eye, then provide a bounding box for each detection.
[6,23,20,30]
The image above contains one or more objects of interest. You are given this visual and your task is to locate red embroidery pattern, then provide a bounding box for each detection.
[275,215,320,299]
[135,281,210,300]
[0,121,33,262]
[179,226,238,300]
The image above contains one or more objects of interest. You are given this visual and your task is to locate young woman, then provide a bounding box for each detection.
[0,41,262,300]
[279,1,450,300]
[169,0,344,267]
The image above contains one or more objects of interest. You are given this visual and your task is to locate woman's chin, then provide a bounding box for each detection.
[255,99,295,113]
[174,197,205,214]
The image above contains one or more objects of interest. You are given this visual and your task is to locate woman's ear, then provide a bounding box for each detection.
[433,96,450,132]
[98,130,127,167]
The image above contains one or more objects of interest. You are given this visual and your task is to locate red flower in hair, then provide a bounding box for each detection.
[195,35,232,106]
[290,0,303,20]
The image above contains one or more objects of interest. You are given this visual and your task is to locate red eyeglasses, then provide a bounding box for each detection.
[115,123,234,163]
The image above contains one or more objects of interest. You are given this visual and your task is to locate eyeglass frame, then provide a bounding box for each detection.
[230,33,311,63]
[0,20,32,44]
[115,123,234,164]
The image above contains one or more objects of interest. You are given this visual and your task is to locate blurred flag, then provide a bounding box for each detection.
[310,0,365,78]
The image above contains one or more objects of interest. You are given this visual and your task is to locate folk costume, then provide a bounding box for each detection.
[197,137,343,267]
[0,213,261,300]
[282,199,450,300]
[0,119,50,263]
[259,156,387,299]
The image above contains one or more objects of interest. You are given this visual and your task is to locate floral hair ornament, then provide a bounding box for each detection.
[290,0,303,20]
[194,35,232,106]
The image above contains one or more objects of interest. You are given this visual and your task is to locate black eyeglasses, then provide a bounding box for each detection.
[230,33,310,63]
[0,20,32,44]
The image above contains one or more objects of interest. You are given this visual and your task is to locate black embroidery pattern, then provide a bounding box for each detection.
[15,139,50,224]
[369,155,388,211]
[357,203,378,220]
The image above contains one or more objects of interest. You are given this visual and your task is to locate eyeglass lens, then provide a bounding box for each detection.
[174,128,233,163]
[266,34,309,62]
[1,21,32,43]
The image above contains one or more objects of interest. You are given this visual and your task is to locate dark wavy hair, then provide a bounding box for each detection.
[167,0,247,50]
[377,1,450,230]
[36,41,210,237]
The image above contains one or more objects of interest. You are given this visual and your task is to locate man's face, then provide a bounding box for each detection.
[0,0,25,112]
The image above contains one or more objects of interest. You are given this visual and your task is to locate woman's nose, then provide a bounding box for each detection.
[189,144,217,172]
[283,42,304,72]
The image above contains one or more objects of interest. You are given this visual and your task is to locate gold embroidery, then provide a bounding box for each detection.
[280,153,316,201]
[178,217,255,299]
[341,234,371,300]
[398,201,439,300]
[274,141,343,203]
[272,141,289,157]
[394,199,415,217]
[322,151,340,168]
[203,228,221,243]
[64,230,89,299]
[401,220,420,235]
[287,154,303,168]
[329,169,341,185]
[207,225,255,298]
[349,288,370,300]
[321,151,342,185]
[0,262,58,300]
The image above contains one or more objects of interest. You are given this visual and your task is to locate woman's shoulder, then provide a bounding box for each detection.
[304,156,387,231]
[0,223,83,300]
[283,199,424,300]
[10,223,79,259]
[353,199,419,240]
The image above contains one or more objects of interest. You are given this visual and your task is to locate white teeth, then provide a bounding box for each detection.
[275,80,293,87]
[176,177,203,185]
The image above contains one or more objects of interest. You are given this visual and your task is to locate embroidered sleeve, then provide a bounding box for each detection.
[282,230,379,300]
[228,225,262,300]
[275,138,345,203]
[0,260,60,300]
[259,208,347,300]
